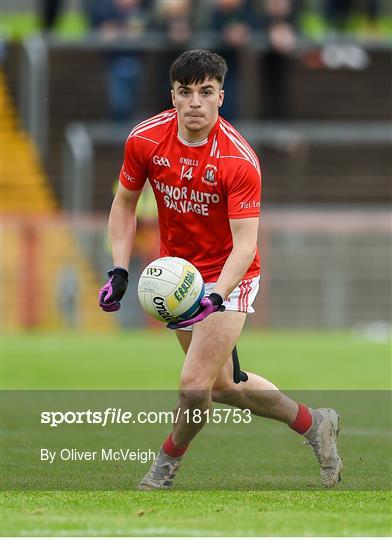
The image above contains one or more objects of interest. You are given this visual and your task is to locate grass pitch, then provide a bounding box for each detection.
[1,330,391,536]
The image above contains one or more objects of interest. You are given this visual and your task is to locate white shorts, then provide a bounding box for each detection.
[179,275,260,331]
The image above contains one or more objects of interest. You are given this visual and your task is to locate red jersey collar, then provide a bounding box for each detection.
[176,114,221,147]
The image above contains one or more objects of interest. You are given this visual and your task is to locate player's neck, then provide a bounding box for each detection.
[177,117,218,145]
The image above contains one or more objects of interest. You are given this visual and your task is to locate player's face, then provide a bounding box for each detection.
[171,78,224,140]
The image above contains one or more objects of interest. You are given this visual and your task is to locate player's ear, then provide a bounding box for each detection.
[171,89,176,108]
[218,89,224,108]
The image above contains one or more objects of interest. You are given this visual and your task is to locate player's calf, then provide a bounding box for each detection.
[172,388,211,447]
[137,390,212,489]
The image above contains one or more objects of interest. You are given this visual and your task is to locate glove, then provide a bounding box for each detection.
[99,267,128,312]
[167,293,225,329]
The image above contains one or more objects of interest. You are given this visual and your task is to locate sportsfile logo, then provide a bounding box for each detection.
[153,155,171,167]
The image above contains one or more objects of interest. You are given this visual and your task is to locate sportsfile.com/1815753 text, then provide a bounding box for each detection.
[40,407,252,427]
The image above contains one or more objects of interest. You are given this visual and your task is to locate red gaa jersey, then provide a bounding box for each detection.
[119,109,261,282]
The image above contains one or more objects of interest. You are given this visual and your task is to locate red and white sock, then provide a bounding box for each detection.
[162,433,189,458]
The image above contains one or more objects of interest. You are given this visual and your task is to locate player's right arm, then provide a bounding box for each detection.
[99,133,149,312]
[99,185,143,312]
[109,183,143,269]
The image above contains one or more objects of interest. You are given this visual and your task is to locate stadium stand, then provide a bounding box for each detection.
[2,0,391,330]
[1,72,115,331]
[0,71,56,214]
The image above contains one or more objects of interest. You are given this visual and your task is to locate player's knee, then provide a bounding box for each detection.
[178,388,210,410]
[180,371,213,392]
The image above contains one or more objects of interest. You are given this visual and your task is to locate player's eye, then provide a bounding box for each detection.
[202,91,212,96]
[179,90,190,96]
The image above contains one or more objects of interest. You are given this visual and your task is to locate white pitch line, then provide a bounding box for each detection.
[18,526,260,537]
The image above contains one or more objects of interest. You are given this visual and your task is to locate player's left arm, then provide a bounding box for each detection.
[167,159,261,329]
[213,216,259,299]
[212,156,261,299]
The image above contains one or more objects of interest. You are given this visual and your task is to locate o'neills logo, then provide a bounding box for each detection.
[153,296,172,321]
[180,157,199,166]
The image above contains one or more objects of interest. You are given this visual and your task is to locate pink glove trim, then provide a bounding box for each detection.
[167,297,225,329]
[99,281,120,312]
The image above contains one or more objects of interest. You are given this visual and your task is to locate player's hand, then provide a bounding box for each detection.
[167,293,225,329]
[99,267,128,312]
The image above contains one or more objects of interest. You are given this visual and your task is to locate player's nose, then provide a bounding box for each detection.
[190,92,201,107]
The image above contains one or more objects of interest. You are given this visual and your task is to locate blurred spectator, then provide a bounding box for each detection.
[153,0,193,44]
[256,0,300,119]
[210,0,254,120]
[85,0,151,122]
[41,0,64,30]
[152,0,195,110]
[325,0,381,36]
[325,0,356,31]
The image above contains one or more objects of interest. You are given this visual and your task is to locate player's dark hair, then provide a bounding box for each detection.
[170,49,228,88]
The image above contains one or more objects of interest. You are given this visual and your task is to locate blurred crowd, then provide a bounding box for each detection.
[34,0,391,120]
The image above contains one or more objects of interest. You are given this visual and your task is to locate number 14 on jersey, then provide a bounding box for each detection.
[180,166,194,181]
